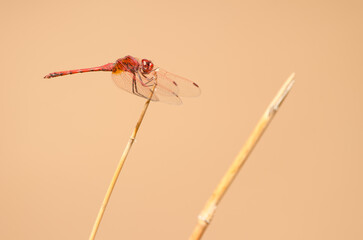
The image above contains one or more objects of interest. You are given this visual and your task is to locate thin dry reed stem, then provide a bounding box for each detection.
[189,73,295,240]
[89,83,157,240]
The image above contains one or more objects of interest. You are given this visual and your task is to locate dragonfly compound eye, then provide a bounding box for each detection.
[141,59,154,74]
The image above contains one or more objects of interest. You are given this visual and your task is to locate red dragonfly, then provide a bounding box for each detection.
[44,55,201,104]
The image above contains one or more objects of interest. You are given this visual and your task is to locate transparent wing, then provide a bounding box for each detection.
[156,68,201,97]
[153,84,182,105]
[111,70,182,105]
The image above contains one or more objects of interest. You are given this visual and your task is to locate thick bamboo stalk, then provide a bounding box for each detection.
[189,73,295,240]
[89,83,157,240]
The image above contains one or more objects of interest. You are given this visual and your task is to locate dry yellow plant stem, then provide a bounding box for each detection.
[89,83,157,240]
[189,73,295,240]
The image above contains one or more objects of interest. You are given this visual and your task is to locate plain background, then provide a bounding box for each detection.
[1,0,362,239]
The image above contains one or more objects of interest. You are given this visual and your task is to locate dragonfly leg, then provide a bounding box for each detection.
[132,75,147,98]
[137,71,155,87]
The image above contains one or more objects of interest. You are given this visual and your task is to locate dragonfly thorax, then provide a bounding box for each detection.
[115,55,140,73]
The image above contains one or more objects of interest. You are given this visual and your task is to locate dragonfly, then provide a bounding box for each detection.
[44,55,201,104]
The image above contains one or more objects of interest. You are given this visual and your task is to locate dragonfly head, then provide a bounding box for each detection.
[141,59,154,74]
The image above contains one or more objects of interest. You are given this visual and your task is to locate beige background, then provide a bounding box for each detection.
[1,0,362,239]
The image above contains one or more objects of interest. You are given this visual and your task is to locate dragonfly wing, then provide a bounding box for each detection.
[156,68,201,97]
[153,84,182,105]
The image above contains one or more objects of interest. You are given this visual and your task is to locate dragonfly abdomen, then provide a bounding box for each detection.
[44,63,115,79]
